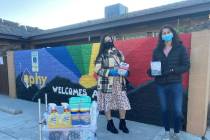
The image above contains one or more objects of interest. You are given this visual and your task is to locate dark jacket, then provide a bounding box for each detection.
[149,45,190,84]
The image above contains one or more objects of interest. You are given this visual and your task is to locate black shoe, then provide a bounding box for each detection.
[107,119,118,134]
[119,119,129,133]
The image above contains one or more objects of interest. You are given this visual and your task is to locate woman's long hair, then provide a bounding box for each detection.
[95,34,113,63]
[95,34,123,64]
[157,25,182,49]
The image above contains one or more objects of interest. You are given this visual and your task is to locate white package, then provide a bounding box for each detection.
[150,61,161,76]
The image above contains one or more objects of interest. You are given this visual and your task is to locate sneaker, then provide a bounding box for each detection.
[172,133,182,140]
[161,131,170,140]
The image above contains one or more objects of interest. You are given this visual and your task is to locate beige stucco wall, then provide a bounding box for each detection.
[187,30,210,136]
[7,51,16,98]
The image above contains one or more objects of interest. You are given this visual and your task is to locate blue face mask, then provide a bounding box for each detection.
[162,33,174,42]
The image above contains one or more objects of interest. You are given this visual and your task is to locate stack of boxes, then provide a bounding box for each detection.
[69,96,91,127]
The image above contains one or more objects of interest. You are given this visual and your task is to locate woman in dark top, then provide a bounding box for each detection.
[148,25,190,140]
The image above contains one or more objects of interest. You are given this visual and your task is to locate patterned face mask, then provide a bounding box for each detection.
[104,42,114,49]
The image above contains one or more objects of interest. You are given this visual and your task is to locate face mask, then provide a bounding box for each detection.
[162,33,174,42]
[104,42,114,49]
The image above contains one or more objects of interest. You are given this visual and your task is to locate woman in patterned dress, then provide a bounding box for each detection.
[95,35,131,134]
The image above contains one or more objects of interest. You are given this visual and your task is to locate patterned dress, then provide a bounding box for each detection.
[95,47,131,112]
[97,77,131,111]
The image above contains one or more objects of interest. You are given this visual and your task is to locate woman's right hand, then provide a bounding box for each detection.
[108,68,120,76]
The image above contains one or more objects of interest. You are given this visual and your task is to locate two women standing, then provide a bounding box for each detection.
[95,25,190,140]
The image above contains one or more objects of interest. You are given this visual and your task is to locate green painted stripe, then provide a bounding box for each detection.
[66,44,92,75]
[67,45,84,74]
[81,44,92,74]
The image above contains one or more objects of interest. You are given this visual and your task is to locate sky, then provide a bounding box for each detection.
[0,0,184,30]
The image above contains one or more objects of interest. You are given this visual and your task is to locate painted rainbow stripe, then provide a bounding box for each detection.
[79,43,100,88]
[65,43,100,88]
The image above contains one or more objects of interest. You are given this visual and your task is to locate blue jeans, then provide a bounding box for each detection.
[156,83,183,133]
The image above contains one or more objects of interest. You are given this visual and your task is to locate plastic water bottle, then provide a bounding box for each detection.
[90,101,98,131]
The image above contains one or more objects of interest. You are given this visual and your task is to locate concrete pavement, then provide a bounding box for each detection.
[0,95,207,140]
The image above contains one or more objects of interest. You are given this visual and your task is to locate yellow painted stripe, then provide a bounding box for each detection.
[88,43,100,75]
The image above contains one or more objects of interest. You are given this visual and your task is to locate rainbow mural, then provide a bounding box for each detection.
[14,43,100,103]
[66,43,100,88]
[14,43,100,91]
[14,34,191,126]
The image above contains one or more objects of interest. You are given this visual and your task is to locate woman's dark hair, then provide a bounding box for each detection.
[157,25,182,49]
[95,34,114,63]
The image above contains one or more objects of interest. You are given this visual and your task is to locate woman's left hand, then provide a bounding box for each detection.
[118,69,129,77]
